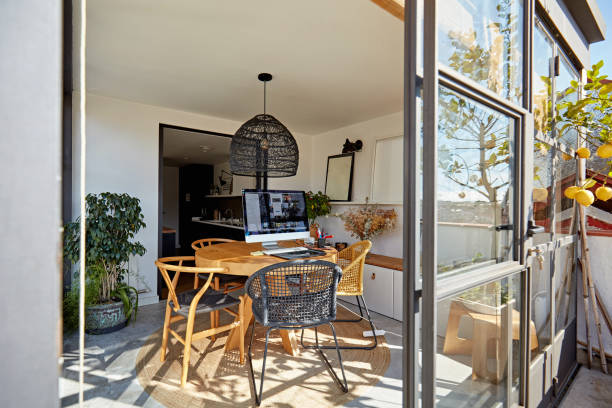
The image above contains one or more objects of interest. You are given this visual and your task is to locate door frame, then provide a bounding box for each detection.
[156,123,233,296]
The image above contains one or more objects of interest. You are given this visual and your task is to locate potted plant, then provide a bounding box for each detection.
[63,193,146,334]
[305,191,331,237]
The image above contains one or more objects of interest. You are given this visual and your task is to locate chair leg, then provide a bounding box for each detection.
[180,312,196,387]
[239,295,245,365]
[313,324,348,393]
[334,296,365,323]
[247,320,272,406]
[160,303,172,362]
[211,277,220,341]
[300,295,378,351]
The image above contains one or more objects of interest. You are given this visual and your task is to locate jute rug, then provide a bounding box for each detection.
[136,307,390,407]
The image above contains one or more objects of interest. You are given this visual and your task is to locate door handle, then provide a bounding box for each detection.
[527,220,545,237]
[494,224,514,231]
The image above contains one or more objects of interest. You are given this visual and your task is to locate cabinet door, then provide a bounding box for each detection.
[362,265,394,318]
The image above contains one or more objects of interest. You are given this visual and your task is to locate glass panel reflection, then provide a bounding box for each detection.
[555,243,576,333]
[437,274,521,407]
[533,141,554,241]
[439,0,524,104]
[556,53,580,149]
[438,86,514,274]
[533,23,554,139]
[554,148,577,238]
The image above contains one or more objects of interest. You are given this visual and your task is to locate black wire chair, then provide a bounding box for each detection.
[246,259,348,405]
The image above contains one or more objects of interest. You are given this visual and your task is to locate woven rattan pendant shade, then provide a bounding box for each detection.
[230,74,299,178]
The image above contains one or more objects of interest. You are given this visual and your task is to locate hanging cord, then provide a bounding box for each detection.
[78,0,87,406]
[263,81,267,114]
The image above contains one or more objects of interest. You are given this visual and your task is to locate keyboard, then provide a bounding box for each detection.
[262,246,308,255]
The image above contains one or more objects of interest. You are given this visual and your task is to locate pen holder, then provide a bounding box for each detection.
[317,238,326,248]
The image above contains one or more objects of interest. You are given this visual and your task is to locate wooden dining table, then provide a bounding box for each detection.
[195,240,338,356]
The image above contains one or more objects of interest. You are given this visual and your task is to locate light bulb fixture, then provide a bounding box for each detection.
[230,73,299,185]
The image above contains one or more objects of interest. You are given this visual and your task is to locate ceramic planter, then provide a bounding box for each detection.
[85,300,128,335]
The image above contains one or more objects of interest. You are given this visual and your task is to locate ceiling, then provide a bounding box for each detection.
[86,0,403,135]
[162,127,232,166]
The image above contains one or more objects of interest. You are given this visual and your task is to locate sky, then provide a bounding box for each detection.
[588,2,612,70]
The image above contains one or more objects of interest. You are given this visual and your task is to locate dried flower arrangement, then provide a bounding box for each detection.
[338,199,397,241]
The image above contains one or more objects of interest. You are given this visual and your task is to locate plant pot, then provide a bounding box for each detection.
[85,300,128,335]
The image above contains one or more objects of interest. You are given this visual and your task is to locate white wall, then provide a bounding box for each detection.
[1,1,62,406]
[213,160,255,194]
[73,92,312,304]
[578,234,612,353]
[309,111,403,257]
[162,165,179,246]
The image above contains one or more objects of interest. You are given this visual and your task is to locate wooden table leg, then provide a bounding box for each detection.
[280,330,299,356]
[224,296,299,356]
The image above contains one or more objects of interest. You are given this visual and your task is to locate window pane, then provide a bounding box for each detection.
[556,53,580,149]
[555,243,576,333]
[438,86,515,275]
[533,23,554,138]
[554,148,577,238]
[533,141,553,241]
[437,274,522,406]
[531,252,551,353]
[439,0,524,104]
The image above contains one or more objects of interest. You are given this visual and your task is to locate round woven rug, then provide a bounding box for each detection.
[136,307,390,407]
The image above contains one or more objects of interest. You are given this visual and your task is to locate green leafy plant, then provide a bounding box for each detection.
[305,191,331,226]
[63,193,146,331]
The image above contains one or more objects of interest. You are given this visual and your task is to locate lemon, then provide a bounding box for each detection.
[596,143,612,159]
[532,188,548,202]
[575,189,595,207]
[562,153,572,161]
[576,147,591,159]
[564,186,581,199]
[596,186,612,201]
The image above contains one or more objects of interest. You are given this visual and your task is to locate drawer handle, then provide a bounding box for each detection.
[371,272,376,280]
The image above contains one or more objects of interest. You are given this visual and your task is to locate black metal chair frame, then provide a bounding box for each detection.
[245,259,348,406]
[301,294,378,351]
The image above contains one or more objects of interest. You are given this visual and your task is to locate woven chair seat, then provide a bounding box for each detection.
[170,288,240,317]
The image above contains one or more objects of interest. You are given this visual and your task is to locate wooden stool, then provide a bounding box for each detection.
[443,299,539,383]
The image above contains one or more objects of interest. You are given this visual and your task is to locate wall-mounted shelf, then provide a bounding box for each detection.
[204,194,242,198]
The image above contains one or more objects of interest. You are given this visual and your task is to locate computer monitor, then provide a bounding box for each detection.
[242,189,310,248]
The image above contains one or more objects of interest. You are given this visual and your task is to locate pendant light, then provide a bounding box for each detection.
[230,73,299,181]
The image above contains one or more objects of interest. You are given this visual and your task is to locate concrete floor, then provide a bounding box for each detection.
[61,299,607,407]
[558,353,612,408]
[60,300,403,407]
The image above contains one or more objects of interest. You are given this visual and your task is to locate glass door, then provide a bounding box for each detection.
[526,20,579,408]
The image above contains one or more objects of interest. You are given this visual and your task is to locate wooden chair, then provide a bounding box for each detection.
[156,256,246,387]
[301,240,378,350]
[191,238,247,337]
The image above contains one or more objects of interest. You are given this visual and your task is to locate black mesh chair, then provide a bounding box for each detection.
[246,259,348,405]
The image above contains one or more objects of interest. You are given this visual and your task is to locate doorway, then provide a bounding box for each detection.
[157,124,254,297]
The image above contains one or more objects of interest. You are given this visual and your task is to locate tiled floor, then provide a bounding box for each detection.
[60,299,403,407]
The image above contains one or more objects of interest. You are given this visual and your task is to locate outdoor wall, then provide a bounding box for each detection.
[1,1,62,407]
[578,234,612,353]
[72,93,312,304]
[309,112,403,257]
[162,165,179,247]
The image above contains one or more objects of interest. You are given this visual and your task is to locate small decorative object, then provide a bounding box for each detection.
[230,73,299,179]
[339,199,397,241]
[342,138,363,153]
[325,153,355,201]
[218,169,233,194]
[305,191,331,227]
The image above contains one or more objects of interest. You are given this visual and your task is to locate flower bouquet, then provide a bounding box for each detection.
[339,199,397,241]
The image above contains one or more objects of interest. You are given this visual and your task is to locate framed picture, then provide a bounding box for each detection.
[325,153,354,201]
